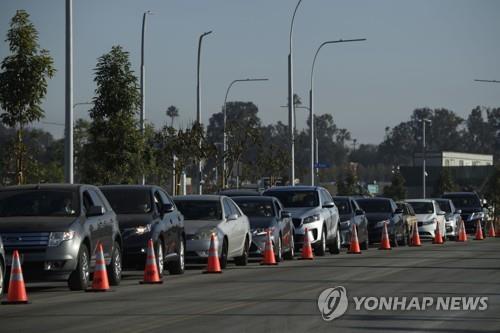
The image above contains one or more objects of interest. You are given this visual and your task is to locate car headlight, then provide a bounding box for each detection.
[469,212,484,221]
[134,224,152,235]
[421,219,436,225]
[303,214,320,224]
[194,228,218,240]
[252,227,274,236]
[48,231,75,247]
[374,220,389,228]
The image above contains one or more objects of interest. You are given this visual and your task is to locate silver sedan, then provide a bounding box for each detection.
[173,195,252,269]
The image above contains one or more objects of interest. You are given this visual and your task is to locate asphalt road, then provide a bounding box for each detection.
[0,238,499,333]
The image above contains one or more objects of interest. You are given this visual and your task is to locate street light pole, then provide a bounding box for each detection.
[288,0,303,186]
[309,38,366,186]
[222,78,268,189]
[422,118,431,198]
[140,10,152,185]
[196,30,212,194]
[64,0,73,184]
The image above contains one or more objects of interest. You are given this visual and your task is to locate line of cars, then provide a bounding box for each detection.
[0,183,490,298]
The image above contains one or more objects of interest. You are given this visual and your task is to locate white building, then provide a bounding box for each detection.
[413,151,493,167]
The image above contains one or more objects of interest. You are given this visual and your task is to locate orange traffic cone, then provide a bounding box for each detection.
[2,250,29,305]
[379,222,392,250]
[86,243,110,292]
[347,224,361,254]
[487,220,496,238]
[474,220,484,240]
[433,220,444,244]
[140,239,163,284]
[203,233,222,274]
[457,218,468,242]
[410,223,422,247]
[299,228,314,260]
[261,230,278,265]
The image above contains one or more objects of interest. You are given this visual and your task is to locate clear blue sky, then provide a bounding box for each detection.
[1,0,499,144]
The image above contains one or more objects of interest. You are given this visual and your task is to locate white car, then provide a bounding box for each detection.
[173,195,252,269]
[405,199,446,240]
[263,186,340,255]
[433,198,461,240]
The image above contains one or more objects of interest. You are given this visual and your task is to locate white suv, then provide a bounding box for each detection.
[263,186,340,255]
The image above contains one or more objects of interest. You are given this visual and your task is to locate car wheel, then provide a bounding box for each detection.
[360,230,369,250]
[107,241,122,286]
[314,227,327,256]
[155,239,165,277]
[68,244,90,291]
[169,238,185,274]
[329,228,341,254]
[234,237,249,266]
[274,235,283,262]
[219,239,228,269]
[0,260,4,298]
[284,233,295,260]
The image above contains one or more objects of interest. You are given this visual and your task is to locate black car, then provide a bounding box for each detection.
[355,197,407,246]
[218,189,261,197]
[0,236,5,297]
[232,196,295,261]
[100,185,185,276]
[442,192,486,234]
[333,196,369,250]
[0,184,123,290]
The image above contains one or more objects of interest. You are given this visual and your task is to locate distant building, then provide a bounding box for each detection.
[413,151,493,167]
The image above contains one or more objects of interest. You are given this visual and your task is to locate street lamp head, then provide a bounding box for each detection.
[145,10,153,15]
[202,30,213,37]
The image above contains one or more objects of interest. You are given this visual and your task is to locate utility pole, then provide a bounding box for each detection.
[64,0,73,184]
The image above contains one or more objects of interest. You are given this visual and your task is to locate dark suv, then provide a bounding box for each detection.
[100,185,185,275]
[442,192,485,234]
[0,184,123,290]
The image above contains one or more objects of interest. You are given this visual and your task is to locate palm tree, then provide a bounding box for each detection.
[166,105,179,127]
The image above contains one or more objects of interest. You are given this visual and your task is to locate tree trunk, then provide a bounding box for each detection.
[15,125,25,185]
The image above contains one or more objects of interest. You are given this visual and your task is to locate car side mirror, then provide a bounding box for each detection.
[355,209,364,216]
[227,213,238,221]
[87,205,104,217]
[161,203,175,214]
[281,211,292,219]
[322,201,335,208]
[438,210,446,216]
[394,208,403,214]
[456,209,462,214]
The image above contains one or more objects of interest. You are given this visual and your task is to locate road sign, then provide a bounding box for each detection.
[314,162,330,169]
[367,184,379,194]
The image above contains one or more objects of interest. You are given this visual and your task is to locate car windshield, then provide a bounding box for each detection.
[356,200,392,213]
[0,189,79,217]
[265,191,319,208]
[333,199,351,214]
[443,195,480,209]
[408,202,434,214]
[174,200,222,221]
[101,188,152,214]
[233,200,274,217]
[435,200,451,213]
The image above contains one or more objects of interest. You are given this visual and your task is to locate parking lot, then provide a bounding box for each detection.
[1,238,499,333]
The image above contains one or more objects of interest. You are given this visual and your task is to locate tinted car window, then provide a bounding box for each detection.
[265,190,319,208]
[0,190,79,217]
[435,200,451,213]
[88,189,106,211]
[223,199,233,218]
[101,188,152,214]
[229,200,242,217]
[408,202,434,214]
[356,199,392,213]
[233,199,274,217]
[174,200,222,220]
[442,194,481,209]
[333,198,351,214]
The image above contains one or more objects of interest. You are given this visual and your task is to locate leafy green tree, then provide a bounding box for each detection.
[383,170,406,200]
[81,45,143,184]
[166,105,179,127]
[434,167,457,196]
[0,10,55,184]
[336,164,359,195]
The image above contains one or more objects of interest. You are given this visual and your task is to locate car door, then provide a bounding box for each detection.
[228,199,247,256]
[87,188,113,260]
[81,189,105,262]
[158,189,181,255]
[152,189,173,254]
[321,189,335,237]
[274,199,291,247]
[351,199,365,234]
[221,198,238,257]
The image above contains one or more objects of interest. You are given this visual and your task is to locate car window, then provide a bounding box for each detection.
[333,198,350,214]
[174,200,222,220]
[223,199,233,218]
[265,190,319,208]
[408,202,434,214]
[158,190,174,207]
[274,201,281,217]
[322,189,333,202]
[153,191,164,213]
[101,188,152,214]
[0,189,80,217]
[88,189,106,212]
[83,191,93,212]
[229,200,242,217]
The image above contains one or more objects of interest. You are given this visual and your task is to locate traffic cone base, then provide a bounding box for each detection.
[433,222,444,244]
[410,223,422,247]
[261,229,278,265]
[379,222,392,250]
[347,224,362,254]
[299,228,314,260]
[474,220,484,240]
[457,219,468,242]
[203,234,222,274]
[2,250,29,305]
[140,239,163,284]
[487,220,496,238]
[86,244,111,292]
